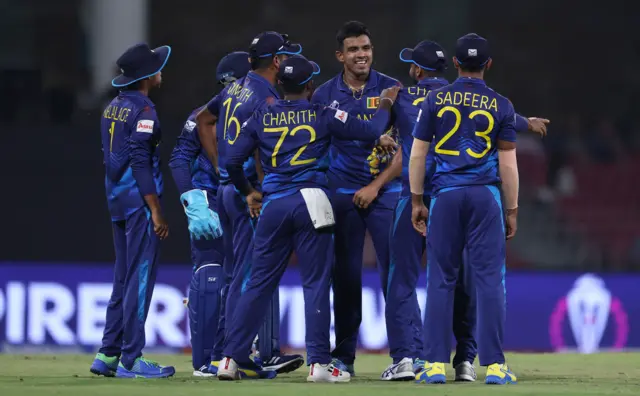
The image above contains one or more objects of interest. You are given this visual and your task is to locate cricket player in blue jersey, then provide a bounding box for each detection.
[196,32,304,374]
[411,33,519,385]
[311,21,402,375]
[217,55,399,382]
[169,52,249,377]
[90,43,175,378]
[384,40,549,382]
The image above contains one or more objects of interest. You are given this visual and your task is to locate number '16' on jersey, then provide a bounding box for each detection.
[412,77,516,194]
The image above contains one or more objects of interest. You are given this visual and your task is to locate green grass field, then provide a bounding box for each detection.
[1,353,639,396]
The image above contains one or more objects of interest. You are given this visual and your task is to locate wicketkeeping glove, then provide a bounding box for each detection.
[180,189,223,240]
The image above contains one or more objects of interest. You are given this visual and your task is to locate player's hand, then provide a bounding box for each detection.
[377,135,398,153]
[151,210,169,240]
[411,196,428,236]
[505,208,518,240]
[380,86,400,103]
[353,184,380,209]
[528,117,550,137]
[246,190,263,218]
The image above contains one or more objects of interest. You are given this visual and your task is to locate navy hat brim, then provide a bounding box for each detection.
[259,43,303,58]
[112,45,171,88]
[399,47,439,71]
[298,61,321,85]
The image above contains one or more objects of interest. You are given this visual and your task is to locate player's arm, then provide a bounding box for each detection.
[169,122,200,195]
[408,92,436,235]
[515,112,550,136]
[226,118,262,218]
[499,105,519,240]
[196,95,221,169]
[130,110,168,239]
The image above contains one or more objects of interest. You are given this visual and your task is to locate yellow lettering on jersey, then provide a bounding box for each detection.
[443,92,452,105]
[103,105,131,122]
[264,110,317,126]
[357,114,373,121]
[435,91,444,105]
[453,92,463,106]
[488,98,498,112]
[480,95,489,109]
[472,93,480,108]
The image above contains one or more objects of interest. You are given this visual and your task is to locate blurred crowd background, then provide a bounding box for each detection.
[1,0,638,271]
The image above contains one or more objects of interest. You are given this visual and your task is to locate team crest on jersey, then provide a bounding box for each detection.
[366,97,380,109]
[329,100,340,109]
[184,120,196,132]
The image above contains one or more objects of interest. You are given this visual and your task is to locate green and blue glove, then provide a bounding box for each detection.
[180,190,223,240]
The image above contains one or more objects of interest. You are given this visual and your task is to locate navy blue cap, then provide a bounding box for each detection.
[277,55,321,86]
[249,31,302,59]
[216,51,251,85]
[112,43,171,88]
[399,40,447,71]
[455,33,490,69]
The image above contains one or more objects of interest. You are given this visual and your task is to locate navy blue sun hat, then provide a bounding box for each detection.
[399,40,447,71]
[112,43,171,88]
[455,33,490,69]
[249,31,302,59]
[277,55,321,85]
[216,51,251,85]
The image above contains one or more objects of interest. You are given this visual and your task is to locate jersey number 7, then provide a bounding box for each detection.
[264,125,317,167]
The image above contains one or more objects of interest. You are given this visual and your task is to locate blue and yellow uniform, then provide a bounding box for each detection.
[413,34,517,384]
[207,31,302,366]
[170,107,225,374]
[92,43,175,379]
[222,56,391,369]
[311,69,399,366]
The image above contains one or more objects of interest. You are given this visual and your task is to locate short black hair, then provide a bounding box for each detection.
[336,21,371,50]
[121,80,143,91]
[280,80,306,95]
[250,56,274,70]
[458,62,486,73]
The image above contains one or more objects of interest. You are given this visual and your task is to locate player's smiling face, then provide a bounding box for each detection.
[338,35,373,77]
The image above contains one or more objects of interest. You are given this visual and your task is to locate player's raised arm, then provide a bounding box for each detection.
[499,105,519,240]
[196,95,221,168]
[514,112,550,136]
[327,86,399,141]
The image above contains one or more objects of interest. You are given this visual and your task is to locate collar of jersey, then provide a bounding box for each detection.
[277,98,309,106]
[335,69,380,93]
[418,77,449,87]
[453,77,486,86]
[119,90,155,106]
[247,71,280,98]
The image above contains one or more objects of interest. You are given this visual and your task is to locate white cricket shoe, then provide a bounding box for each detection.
[193,365,215,377]
[380,357,415,381]
[306,362,351,383]
[217,357,240,380]
[455,361,477,382]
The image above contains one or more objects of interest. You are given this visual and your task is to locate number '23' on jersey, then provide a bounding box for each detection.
[412,77,516,193]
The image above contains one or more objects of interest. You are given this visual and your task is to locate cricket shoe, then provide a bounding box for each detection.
[455,361,477,382]
[485,363,517,385]
[208,360,219,375]
[115,357,175,378]
[306,362,351,383]
[193,365,215,377]
[261,354,305,374]
[331,358,355,376]
[90,353,119,377]
[380,357,415,381]
[413,358,426,374]
[415,362,446,384]
[217,357,277,381]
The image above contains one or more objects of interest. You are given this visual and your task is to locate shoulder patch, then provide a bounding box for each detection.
[136,119,154,133]
[334,109,348,123]
[184,120,196,132]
